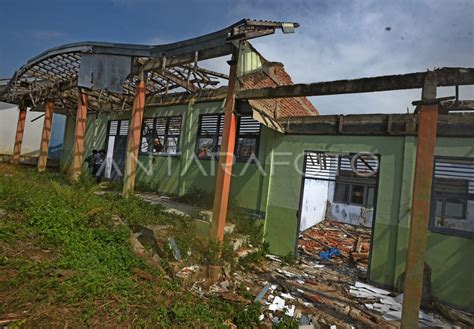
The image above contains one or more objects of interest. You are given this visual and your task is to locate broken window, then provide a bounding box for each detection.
[196,114,260,161]
[333,181,375,207]
[140,116,182,155]
[236,116,260,161]
[429,157,474,237]
[303,153,378,209]
[301,152,379,229]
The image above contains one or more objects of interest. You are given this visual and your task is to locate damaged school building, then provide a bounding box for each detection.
[1,19,473,325]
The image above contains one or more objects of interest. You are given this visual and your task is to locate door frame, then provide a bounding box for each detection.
[294,150,381,280]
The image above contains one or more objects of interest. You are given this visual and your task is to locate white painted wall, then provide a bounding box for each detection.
[299,178,375,231]
[0,104,65,158]
[299,179,329,231]
[327,181,374,227]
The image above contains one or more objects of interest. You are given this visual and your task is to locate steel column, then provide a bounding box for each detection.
[37,100,55,172]
[210,47,240,241]
[123,79,146,195]
[12,106,27,164]
[401,74,438,328]
[71,93,88,180]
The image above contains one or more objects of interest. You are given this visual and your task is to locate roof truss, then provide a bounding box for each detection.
[0,19,298,114]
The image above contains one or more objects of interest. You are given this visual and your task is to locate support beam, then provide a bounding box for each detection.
[210,47,240,241]
[70,93,88,180]
[142,44,235,72]
[123,79,146,195]
[157,70,198,92]
[37,100,55,172]
[12,105,27,164]
[236,67,474,100]
[401,73,438,328]
[441,99,474,111]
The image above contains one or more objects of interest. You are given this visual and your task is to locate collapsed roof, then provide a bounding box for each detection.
[0,19,307,119]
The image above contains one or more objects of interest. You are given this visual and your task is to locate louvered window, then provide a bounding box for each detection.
[429,156,474,237]
[303,152,379,207]
[196,114,260,161]
[140,116,182,155]
[108,120,129,136]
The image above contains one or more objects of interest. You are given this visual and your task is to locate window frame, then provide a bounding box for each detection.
[428,156,474,238]
[139,115,182,157]
[195,113,261,162]
[333,181,375,207]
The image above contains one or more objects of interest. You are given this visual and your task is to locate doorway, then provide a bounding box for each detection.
[297,151,380,275]
[105,120,129,181]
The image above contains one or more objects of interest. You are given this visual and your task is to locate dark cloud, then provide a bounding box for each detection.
[232,0,474,114]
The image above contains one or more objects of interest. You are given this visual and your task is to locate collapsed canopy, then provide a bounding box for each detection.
[0,19,298,113]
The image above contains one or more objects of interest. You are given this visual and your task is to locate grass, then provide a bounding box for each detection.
[0,164,262,327]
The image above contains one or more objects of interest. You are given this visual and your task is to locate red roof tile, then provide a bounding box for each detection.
[241,62,318,119]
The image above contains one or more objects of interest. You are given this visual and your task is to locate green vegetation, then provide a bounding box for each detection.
[0,164,262,327]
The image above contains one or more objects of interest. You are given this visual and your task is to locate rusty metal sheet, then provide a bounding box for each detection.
[78,54,131,94]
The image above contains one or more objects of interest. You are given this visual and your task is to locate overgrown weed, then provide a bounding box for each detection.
[0,164,263,326]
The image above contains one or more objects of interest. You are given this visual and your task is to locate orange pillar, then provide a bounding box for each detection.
[71,93,88,180]
[123,79,146,195]
[401,75,438,328]
[210,48,240,241]
[37,100,55,172]
[12,105,27,164]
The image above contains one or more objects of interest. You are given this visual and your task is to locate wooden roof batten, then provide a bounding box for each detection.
[0,19,299,114]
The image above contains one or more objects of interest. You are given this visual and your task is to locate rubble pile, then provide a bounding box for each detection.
[129,220,465,327]
[192,255,454,328]
[299,220,371,271]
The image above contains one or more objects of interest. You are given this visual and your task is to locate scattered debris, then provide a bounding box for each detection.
[299,220,371,270]
[167,238,181,260]
[254,283,272,303]
[319,247,340,260]
[349,282,450,327]
[269,296,286,311]
[175,265,200,279]
[129,218,463,328]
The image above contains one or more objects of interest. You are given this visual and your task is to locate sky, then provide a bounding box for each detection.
[0,0,473,115]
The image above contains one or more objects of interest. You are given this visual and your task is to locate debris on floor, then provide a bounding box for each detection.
[299,220,371,271]
[349,282,449,327]
[129,218,466,327]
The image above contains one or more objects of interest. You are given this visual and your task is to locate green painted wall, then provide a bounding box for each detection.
[393,138,474,310]
[60,101,272,213]
[262,134,474,310]
[61,113,474,309]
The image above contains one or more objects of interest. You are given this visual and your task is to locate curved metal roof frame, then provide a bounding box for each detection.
[1,19,299,113]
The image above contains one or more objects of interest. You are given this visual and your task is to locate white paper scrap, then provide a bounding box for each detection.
[269,296,286,311]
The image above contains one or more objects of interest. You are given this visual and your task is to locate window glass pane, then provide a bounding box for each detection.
[238,116,260,134]
[365,186,375,207]
[435,198,443,217]
[236,137,257,161]
[140,137,150,153]
[119,120,129,136]
[155,118,167,135]
[168,117,182,135]
[350,185,365,205]
[444,198,465,219]
[200,115,220,135]
[141,119,156,154]
[109,120,118,136]
[152,136,165,154]
[166,137,178,154]
[334,183,350,204]
[216,136,222,154]
[197,137,215,159]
